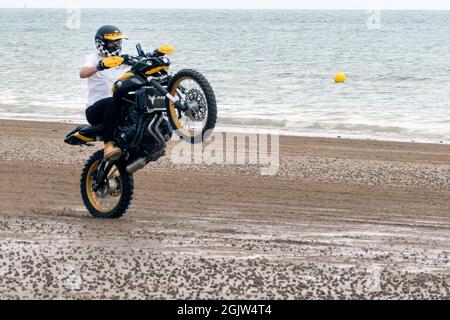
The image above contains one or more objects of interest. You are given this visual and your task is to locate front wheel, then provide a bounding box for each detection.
[80,150,134,219]
[166,69,217,143]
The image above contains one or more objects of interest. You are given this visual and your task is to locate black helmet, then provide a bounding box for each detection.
[95,25,127,57]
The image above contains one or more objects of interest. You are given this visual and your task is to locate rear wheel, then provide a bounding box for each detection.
[166,69,217,143]
[80,150,134,219]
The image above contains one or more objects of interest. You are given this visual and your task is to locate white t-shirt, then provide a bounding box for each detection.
[83,53,131,108]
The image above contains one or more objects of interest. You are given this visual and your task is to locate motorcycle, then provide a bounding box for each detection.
[65,44,217,218]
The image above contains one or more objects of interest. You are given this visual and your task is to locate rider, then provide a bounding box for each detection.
[80,25,130,160]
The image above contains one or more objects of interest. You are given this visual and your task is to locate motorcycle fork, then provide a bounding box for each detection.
[93,160,115,192]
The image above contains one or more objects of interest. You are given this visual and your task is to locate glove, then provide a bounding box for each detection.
[97,56,125,71]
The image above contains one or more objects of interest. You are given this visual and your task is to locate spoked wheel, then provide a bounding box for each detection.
[80,150,134,219]
[166,69,217,143]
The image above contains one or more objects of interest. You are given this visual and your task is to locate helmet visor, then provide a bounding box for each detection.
[103,32,126,41]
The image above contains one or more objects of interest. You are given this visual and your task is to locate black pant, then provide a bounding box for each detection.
[85,97,121,143]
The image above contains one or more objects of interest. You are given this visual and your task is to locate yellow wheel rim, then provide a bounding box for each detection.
[169,77,207,138]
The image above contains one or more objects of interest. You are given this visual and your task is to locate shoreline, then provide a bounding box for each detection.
[0,116,448,146]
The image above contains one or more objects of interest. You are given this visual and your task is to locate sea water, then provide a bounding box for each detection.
[1,9,450,142]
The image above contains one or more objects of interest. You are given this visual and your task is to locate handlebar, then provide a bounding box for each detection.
[121,43,170,66]
[120,54,140,65]
[121,54,170,67]
[121,44,164,65]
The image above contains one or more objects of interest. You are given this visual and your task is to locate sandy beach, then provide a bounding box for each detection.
[0,119,449,299]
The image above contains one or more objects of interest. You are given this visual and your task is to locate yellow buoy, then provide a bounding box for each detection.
[334,72,346,83]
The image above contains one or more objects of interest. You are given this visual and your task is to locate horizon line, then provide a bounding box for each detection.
[2,7,450,11]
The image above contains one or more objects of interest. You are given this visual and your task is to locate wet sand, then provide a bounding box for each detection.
[0,119,449,299]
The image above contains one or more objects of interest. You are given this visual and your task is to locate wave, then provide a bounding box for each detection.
[219,116,288,128]
[304,122,404,133]
[0,104,447,144]
[219,116,405,134]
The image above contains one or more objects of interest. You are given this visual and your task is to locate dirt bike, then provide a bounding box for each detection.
[65,44,217,218]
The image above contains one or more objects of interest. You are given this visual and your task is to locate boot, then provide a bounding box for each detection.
[103,142,122,160]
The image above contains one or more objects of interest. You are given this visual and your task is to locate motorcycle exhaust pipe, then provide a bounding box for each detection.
[154,117,166,150]
[147,116,159,144]
[127,116,168,174]
[126,157,147,174]
[127,117,160,174]
[148,115,165,149]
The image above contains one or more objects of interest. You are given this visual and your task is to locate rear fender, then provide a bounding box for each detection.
[64,124,104,146]
[64,132,96,146]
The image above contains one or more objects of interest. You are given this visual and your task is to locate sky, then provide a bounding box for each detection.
[1,0,450,10]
